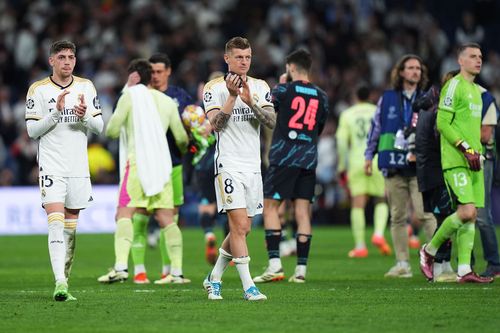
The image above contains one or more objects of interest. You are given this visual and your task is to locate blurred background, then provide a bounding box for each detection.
[1,0,499,232]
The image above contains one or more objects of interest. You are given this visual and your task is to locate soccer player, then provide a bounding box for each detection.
[252,48,329,283]
[25,40,104,301]
[419,43,494,283]
[130,53,192,284]
[336,85,391,258]
[99,59,189,284]
[413,70,459,282]
[202,37,275,300]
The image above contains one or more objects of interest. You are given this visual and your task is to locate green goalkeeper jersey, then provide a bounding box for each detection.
[437,74,483,170]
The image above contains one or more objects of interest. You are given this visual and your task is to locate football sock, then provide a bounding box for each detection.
[134,264,146,275]
[295,264,307,278]
[433,262,443,277]
[373,202,389,236]
[233,256,254,291]
[442,261,454,273]
[297,234,312,266]
[131,213,148,268]
[427,213,462,255]
[63,218,77,279]
[350,208,366,248]
[457,222,474,276]
[210,248,232,282]
[265,229,282,270]
[48,212,66,283]
[159,228,170,271]
[162,223,183,275]
[114,217,133,271]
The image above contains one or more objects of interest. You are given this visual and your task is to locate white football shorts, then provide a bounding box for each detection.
[39,175,93,209]
[215,171,263,217]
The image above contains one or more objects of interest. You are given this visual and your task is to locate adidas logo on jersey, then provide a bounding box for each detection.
[88,196,93,202]
[49,98,56,103]
[257,203,263,209]
[273,192,281,200]
[219,163,223,168]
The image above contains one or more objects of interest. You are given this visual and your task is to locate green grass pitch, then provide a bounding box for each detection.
[1,226,499,333]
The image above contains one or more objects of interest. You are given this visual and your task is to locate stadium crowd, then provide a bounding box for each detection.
[1,0,500,216]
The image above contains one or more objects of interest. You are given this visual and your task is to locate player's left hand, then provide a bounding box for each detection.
[239,79,253,107]
[74,94,87,118]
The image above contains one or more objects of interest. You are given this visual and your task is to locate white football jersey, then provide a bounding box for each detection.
[203,76,272,174]
[25,76,102,177]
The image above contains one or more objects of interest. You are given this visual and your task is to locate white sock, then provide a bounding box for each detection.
[442,261,454,273]
[398,261,410,269]
[458,264,472,276]
[134,264,146,275]
[171,268,183,276]
[205,232,215,241]
[64,219,77,279]
[48,213,66,282]
[233,256,254,291]
[162,265,171,276]
[210,248,232,282]
[425,243,438,256]
[433,262,443,277]
[268,258,282,272]
[114,263,128,271]
[295,265,307,278]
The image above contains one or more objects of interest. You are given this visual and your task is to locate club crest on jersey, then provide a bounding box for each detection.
[204,92,212,103]
[288,130,298,140]
[444,96,452,107]
[265,92,272,102]
[26,99,34,109]
[93,96,101,109]
[41,189,46,198]
[226,196,233,204]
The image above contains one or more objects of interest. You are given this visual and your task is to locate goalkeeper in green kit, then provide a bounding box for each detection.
[419,43,493,283]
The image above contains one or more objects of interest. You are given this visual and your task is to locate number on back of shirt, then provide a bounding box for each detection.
[289,97,318,131]
[355,118,369,141]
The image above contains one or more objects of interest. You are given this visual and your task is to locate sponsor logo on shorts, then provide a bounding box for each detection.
[257,203,263,209]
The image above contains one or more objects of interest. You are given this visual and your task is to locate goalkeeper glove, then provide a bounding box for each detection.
[457,141,481,171]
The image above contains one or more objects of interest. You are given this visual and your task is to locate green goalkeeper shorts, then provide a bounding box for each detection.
[443,166,484,209]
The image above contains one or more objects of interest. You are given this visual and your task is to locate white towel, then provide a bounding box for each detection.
[128,84,171,196]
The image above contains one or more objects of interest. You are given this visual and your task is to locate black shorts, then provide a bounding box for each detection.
[263,165,316,202]
[422,185,453,217]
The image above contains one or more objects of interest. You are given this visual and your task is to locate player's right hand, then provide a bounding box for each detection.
[463,149,481,171]
[225,73,241,96]
[56,89,70,112]
[364,159,372,176]
[457,141,481,171]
